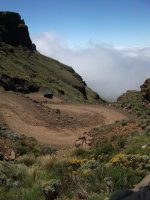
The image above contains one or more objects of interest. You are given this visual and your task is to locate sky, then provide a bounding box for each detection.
[1,0,150,100]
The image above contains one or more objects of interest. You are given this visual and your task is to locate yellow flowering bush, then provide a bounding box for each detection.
[110,153,130,167]
[110,153,150,171]
[68,158,87,169]
[68,159,97,177]
[72,167,92,177]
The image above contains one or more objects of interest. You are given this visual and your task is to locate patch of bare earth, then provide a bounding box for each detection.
[0,92,128,148]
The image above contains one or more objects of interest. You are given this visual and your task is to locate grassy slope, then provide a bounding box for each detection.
[0,42,103,103]
[1,41,150,199]
[1,90,150,200]
[116,90,150,128]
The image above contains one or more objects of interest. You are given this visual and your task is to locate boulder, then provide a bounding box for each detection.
[9,150,15,161]
[75,140,83,147]
[133,174,150,192]
[109,189,134,200]
[75,132,93,148]
[109,186,150,200]
[141,78,150,101]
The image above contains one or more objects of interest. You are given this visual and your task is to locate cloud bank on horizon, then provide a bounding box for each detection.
[33,31,150,101]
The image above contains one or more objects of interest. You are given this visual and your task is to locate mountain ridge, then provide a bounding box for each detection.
[0,11,103,103]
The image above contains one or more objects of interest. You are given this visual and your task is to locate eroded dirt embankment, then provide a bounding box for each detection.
[0,92,128,147]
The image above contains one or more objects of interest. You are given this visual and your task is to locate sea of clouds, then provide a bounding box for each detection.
[33,31,150,101]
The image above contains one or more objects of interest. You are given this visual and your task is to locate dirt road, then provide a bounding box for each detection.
[0,92,128,147]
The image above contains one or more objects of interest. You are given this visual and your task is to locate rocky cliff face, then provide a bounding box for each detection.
[0,11,35,50]
[141,78,150,101]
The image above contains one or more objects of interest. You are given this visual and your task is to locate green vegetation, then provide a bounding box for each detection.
[0,42,103,103]
[1,120,148,200]
[0,150,144,200]
[124,132,150,155]
[1,11,150,200]
[1,90,150,200]
[0,26,150,200]
[14,136,56,157]
[116,90,150,130]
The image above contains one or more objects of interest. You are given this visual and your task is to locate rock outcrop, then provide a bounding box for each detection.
[0,11,35,50]
[133,174,150,192]
[141,78,150,101]
[75,132,92,148]
[0,74,39,93]
[110,186,150,200]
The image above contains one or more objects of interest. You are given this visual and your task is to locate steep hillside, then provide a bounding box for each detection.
[0,11,102,103]
[1,11,150,200]
[116,90,150,130]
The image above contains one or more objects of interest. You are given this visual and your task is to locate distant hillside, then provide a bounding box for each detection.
[0,11,103,103]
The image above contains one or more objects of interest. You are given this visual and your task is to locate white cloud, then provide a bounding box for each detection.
[33,31,150,101]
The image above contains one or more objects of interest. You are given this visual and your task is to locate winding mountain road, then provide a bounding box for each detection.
[0,91,128,147]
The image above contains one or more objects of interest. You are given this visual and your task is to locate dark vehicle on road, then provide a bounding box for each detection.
[44,90,53,99]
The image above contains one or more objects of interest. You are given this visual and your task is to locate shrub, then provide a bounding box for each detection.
[117,137,127,148]
[39,155,57,171]
[94,142,115,159]
[0,185,44,200]
[0,162,34,188]
[110,153,150,173]
[145,126,150,135]
[42,145,57,155]
[72,147,89,158]
[80,160,99,170]
[16,137,42,156]
[68,158,87,170]
[16,155,37,167]
[108,166,141,189]
[42,179,62,200]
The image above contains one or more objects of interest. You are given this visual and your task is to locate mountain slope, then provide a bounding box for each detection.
[0,11,103,103]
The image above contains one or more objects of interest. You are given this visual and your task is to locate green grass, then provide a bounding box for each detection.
[0,186,44,200]
[72,147,90,158]
[1,52,150,199]
[0,139,146,200]
[116,90,150,127]
[124,132,150,155]
[0,42,103,103]
[16,155,37,167]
